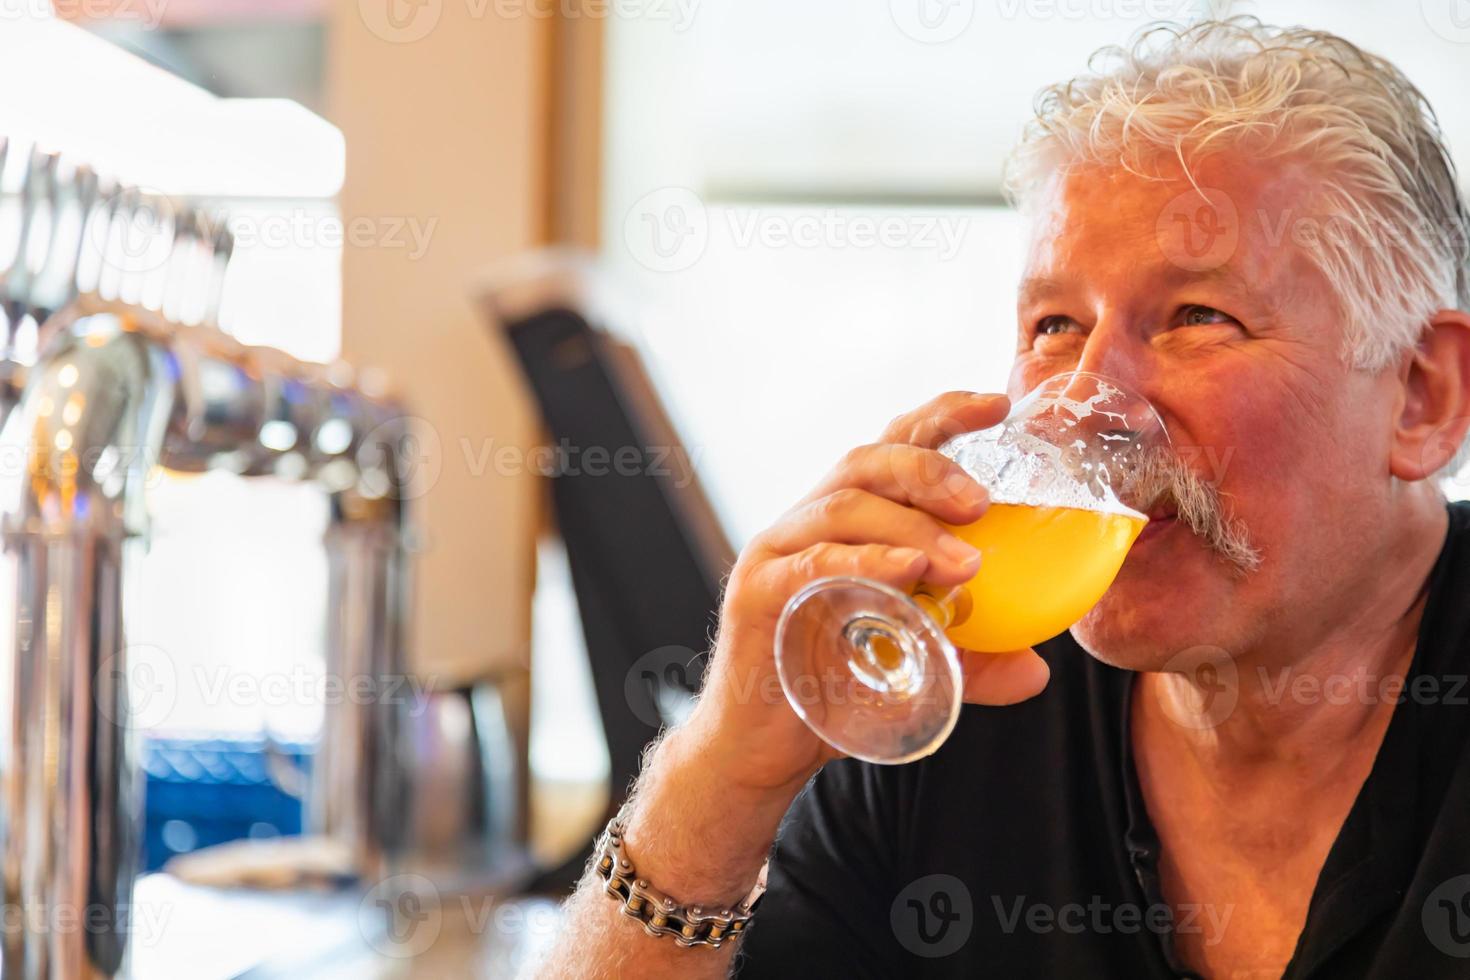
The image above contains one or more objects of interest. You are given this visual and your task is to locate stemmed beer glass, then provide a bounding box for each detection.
[775,371,1169,763]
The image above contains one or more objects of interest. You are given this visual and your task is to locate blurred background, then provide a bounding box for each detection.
[3,0,1470,975]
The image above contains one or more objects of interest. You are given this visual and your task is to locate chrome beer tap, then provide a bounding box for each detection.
[0,146,415,978]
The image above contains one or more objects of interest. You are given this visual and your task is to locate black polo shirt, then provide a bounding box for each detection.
[735,501,1470,978]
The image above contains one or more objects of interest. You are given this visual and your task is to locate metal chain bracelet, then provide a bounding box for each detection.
[594,816,768,949]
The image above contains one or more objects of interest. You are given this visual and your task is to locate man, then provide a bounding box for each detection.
[540,18,1470,978]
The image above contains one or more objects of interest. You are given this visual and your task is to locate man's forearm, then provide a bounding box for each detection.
[533,715,810,979]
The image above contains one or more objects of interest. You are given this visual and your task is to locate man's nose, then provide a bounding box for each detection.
[1070,316,1173,441]
[1073,315,1150,390]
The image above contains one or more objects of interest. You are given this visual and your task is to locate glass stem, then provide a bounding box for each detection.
[912,585,968,631]
[843,584,971,696]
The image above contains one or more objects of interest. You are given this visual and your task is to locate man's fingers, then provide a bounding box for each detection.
[759,489,982,585]
[751,542,932,602]
[959,647,1051,705]
[796,443,990,524]
[880,391,1010,449]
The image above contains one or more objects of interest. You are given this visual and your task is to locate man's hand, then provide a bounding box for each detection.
[691,389,1052,793]
[537,391,1051,979]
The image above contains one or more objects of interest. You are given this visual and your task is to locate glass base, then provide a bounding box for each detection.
[776,576,962,764]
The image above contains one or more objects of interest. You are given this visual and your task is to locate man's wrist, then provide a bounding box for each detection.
[594,815,766,948]
[616,721,806,907]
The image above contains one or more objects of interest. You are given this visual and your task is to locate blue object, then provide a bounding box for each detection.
[142,735,313,872]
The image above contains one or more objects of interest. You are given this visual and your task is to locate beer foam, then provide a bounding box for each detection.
[941,426,1147,522]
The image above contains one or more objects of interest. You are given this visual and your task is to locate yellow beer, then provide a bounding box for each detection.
[941,503,1146,652]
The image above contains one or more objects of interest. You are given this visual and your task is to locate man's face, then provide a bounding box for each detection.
[1010,153,1406,670]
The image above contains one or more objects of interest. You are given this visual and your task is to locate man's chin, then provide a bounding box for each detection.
[1067,585,1212,673]
[1068,607,1171,672]
[1066,532,1249,671]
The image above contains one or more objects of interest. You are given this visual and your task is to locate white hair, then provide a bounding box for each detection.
[1004,17,1470,373]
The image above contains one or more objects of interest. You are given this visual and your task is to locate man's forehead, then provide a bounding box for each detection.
[1017,262,1260,302]
[1035,152,1315,206]
[1019,156,1323,303]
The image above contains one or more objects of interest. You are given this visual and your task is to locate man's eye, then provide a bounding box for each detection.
[1178,305,1236,327]
[1036,315,1081,337]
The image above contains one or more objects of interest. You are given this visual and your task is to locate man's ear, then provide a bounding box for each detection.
[1389,308,1470,481]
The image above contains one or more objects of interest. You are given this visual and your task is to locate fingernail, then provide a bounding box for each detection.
[887,547,925,569]
[939,535,982,569]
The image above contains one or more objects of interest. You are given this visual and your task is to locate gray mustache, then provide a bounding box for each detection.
[1126,449,1263,573]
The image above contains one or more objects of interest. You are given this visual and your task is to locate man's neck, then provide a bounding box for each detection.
[1141,491,1449,774]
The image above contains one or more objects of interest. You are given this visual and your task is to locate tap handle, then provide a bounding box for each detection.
[110,186,174,309]
[0,143,40,322]
[25,150,62,316]
[159,201,198,322]
[0,137,17,314]
[202,213,234,329]
[76,174,121,301]
[28,160,98,326]
[98,183,138,303]
[64,164,102,308]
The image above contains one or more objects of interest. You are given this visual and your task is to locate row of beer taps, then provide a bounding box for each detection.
[0,136,414,979]
[0,137,235,380]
